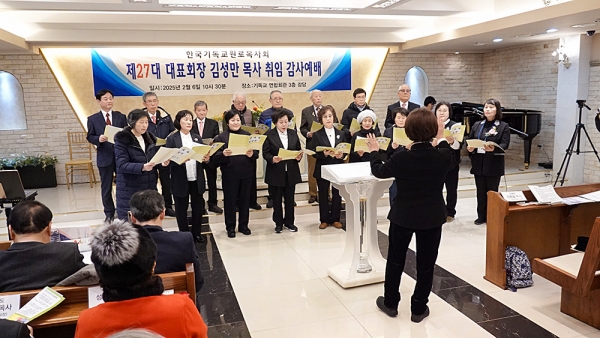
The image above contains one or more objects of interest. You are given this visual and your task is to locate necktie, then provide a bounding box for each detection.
[402,102,407,109]
[152,115,156,124]
[314,106,320,119]
[106,113,111,126]
[199,120,204,138]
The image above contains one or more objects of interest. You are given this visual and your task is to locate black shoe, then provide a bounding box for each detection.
[208,204,223,214]
[411,306,430,323]
[285,224,298,232]
[240,228,251,235]
[165,208,177,217]
[250,203,262,210]
[266,200,273,208]
[227,230,236,238]
[474,218,486,225]
[376,296,398,318]
[275,225,283,234]
[308,196,317,204]
[193,235,205,243]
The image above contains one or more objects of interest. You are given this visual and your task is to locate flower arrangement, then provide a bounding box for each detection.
[0,154,59,170]
[251,101,265,123]
[213,113,223,123]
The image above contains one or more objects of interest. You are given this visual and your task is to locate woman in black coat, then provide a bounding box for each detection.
[164,110,209,243]
[383,107,408,205]
[114,109,158,220]
[367,108,454,322]
[434,101,462,222]
[212,110,259,238]
[349,109,382,163]
[262,108,303,234]
[466,98,510,225]
[309,105,347,230]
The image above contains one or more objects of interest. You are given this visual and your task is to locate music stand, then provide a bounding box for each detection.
[0,170,37,240]
[555,100,600,186]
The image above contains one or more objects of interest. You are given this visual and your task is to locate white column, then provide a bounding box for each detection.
[553,34,592,185]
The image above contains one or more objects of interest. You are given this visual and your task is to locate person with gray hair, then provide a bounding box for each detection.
[300,89,323,204]
[74,219,208,338]
[228,92,254,127]
[128,190,204,292]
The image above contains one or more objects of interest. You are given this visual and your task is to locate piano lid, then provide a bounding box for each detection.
[451,102,542,114]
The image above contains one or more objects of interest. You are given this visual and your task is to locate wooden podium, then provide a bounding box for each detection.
[322,162,392,288]
[485,183,600,289]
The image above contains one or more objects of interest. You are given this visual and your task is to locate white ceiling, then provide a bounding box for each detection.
[0,0,597,53]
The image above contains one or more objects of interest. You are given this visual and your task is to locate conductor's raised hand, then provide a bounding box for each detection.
[223,149,232,157]
[436,118,445,139]
[366,133,380,152]
[142,162,156,171]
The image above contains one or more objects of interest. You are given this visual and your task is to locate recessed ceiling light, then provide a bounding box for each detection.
[371,0,409,9]
[272,6,353,11]
[455,52,460,54]
[129,0,149,2]
[493,38,503,42]
[163,4,255,9]
[572,23,597,28]
[513,34,534,38]
[474,42,489,46]
[546,28,558,33]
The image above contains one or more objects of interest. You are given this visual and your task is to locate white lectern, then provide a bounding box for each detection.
[322,161,392,288]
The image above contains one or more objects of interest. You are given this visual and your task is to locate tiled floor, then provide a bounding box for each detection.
[3,167,600,337]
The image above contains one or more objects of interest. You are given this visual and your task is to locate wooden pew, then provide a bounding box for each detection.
[0,241,11,250]
[0,263,196,338]
[532,217,600,329]
[485,183,600,289]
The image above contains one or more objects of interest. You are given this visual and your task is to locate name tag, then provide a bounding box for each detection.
[0,295,20,319]
[477,147,485,154]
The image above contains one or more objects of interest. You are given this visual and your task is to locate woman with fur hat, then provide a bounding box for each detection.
[75,220,207,338]
[349,109,382,163]
[114,109,159,220]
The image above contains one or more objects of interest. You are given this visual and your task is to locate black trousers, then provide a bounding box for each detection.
[158,165,173,209]
[223,175,252,232]
[272,173,296,226]
[444,165,460,217]
[267,185,275,201]
[173,181,205,237]
[474,175,501,221]
[98,163,116,217]
[384,224,442,315]
[316,178,341,224]
[250,168,259,205]
[202,163,218,206]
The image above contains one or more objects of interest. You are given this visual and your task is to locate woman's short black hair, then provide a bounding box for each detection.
[127,109,149,128]
[223,110,240,126]
[392,107,409,120]
[271,108,292,124]
[434,101,453,119]
[173,109,194,130]
[318,105,336,123]
[405,108,438,142]
[485,98,503,120]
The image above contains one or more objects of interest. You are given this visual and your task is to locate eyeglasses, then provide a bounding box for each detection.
[399,89,411,93]
[272,97,283,101]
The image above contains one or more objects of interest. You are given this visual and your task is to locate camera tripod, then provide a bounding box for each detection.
[555,100,600,186]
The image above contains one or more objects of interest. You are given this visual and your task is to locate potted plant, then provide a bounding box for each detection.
[0,154,59,188]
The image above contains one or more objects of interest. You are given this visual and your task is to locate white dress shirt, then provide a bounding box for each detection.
[180,132,197,181]
[324,126,336,148]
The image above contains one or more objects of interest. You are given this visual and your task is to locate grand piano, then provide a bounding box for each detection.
[451,102,543,169]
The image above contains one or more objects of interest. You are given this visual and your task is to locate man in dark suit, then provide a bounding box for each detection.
[0,201,86,292]
[191,100,222,214]
[384,84,420,128]
[299,90,323,204]
[129,190,204,292]
[86,89,127,222]
[143,91,176,217]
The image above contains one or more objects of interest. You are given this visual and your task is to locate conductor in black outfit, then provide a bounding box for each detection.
[367,108,455,323]
[262,108,303,234]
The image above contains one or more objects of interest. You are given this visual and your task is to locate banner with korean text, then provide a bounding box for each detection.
[91,48,352,97]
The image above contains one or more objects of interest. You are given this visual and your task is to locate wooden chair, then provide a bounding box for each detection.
[0,263,196,338]
[65,131,96,189]
[0,240,11,250]
[532,217,600,329]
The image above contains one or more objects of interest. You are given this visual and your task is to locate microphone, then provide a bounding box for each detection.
[471,108,484,116]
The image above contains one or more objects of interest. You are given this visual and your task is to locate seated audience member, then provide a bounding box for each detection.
[0,201,85,292]
[75,220,208,338]
[129,190,204,292]
[0,319,32,338]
